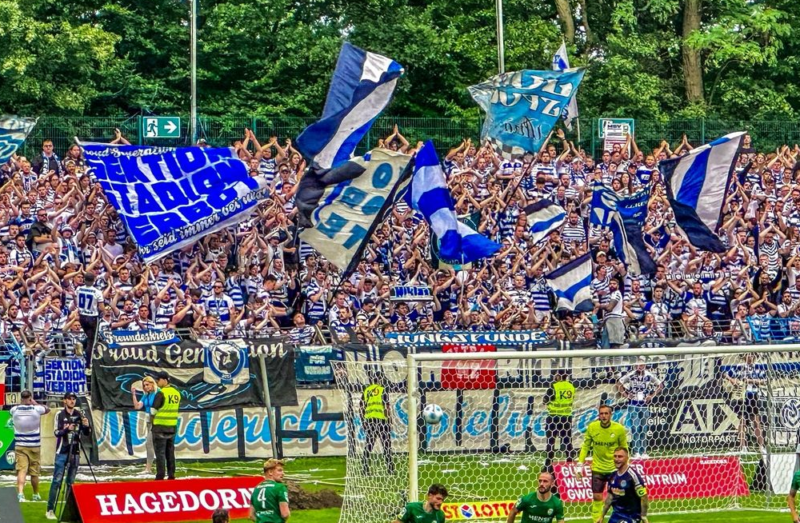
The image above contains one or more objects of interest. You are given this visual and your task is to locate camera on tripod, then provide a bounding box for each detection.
[65,413,85,446]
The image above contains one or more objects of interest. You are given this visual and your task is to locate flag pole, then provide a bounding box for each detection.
[576,118,582,147]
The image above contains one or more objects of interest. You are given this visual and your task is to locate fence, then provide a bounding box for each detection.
[18,116,800,160]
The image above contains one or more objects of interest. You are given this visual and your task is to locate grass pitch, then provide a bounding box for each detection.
[4,455,794,523]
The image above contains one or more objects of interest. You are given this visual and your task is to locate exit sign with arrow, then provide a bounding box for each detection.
[142,117,181,138]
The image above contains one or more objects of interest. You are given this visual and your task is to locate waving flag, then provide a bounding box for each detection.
[546,253,593,311]
[590,183,655,275]
[406,141,500,264]
[525,199,566,245]
[660,132,745,252]
[552,42,579,131]
[296,43,403,169]
[468,69,584,157]
[82,143,269,263]
[0,116,37,164]
[298,149,411,273]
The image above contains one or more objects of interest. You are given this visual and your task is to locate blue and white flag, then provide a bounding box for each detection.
[82,143,269,263]
[406,141,501,264]
[201,339,250,386]
[546,253,593,311]
[296,43,404,169]
[524,199,566,245]
[468,69,585,157]
[552,42,579,131]
[298,148,411,273]
[660,132,745,252]
[590,183,655,275]
[0,116,37,164]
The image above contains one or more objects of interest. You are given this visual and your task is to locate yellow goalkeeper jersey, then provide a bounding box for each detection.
[578,420,628,474]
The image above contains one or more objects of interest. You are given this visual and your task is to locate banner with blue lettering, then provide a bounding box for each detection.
[468,69,585,156]
[81,143,269,263]
[45,358,87,396]
[102,329,180,348]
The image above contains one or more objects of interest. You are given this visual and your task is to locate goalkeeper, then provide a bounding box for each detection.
[577,405,628,523]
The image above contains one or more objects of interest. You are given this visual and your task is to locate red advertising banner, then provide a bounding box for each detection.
[71,476,263,523]
[553,456,749,502]
[441,344,497,390]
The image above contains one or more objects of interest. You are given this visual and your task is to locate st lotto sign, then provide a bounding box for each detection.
[70,477,263,523]
[442,501,515,520]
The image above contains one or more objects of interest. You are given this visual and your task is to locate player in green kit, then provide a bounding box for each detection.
[577,405,628,523]
[788,469,800,523]
[393,484,449,523]
[250,459,290,523]
[506,472,565,523]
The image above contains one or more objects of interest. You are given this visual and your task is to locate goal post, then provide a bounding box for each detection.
[332,343,800,523]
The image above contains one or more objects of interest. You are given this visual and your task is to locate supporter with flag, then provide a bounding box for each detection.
[405,141,501,264]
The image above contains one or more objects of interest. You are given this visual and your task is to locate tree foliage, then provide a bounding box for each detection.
[0,0,796,120]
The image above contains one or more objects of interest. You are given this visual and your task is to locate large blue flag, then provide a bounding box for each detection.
[546,253,593,311]
[0,116,37,164]
[82,144,269,263]
[298,148,411,273]
[468,69,584,156]
[296,43,403,169]
[590,183,655,275]
[524,199,566,245]
[405,141,501,264]
[660,132,745,252]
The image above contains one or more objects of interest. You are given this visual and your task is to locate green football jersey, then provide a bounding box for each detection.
[514,492,564,523]
[398,502,446,523]
[578,420,628,474]
[791,471,800,492]
[251,479,289,523]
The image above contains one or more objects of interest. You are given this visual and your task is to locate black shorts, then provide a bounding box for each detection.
[591,471,614,494]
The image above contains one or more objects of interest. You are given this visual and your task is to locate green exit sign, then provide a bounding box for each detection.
[143,117,181,138]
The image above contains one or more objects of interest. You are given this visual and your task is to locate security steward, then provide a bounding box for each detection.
[151,371,181,480]
[543,370,576,472]
[361,370,395,476]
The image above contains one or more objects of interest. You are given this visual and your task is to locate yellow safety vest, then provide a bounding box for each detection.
[547,380,575,416]
[364,384,387,420]
[152,386,181,427]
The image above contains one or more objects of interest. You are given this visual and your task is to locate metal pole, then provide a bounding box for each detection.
[190,0,198,144]
[258,354,279,459]
[496,0,505,74]
[406,352,419,502]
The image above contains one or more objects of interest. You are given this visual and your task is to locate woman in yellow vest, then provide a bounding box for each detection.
[151,371,181,480]
[543,370,576,472]
[361,371,395,476]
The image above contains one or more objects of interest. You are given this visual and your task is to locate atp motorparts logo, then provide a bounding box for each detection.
[670,398,739,445]
[442,501,515,520]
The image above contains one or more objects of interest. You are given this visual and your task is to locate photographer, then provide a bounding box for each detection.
[46,392,90,520]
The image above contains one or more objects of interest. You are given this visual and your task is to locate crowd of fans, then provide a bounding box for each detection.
[0,126,796,362]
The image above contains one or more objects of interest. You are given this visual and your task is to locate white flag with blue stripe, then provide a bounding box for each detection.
[296,43,403,170]
[659,131,745,252]
[406,141,501,264]
[524,199,566,245]
[0,116,37,164]
[552,42,579,131]
[546,253,593,311]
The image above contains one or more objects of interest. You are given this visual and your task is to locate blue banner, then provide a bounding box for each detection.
[295,346,343,383]
[468,69,585,156]
[82,144,269,263]
[45,358,87,396]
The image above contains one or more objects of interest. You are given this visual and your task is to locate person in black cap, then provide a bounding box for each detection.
[150,371,181,480]
[46,392,90,519]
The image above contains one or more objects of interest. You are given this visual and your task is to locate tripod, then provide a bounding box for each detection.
[53,421,98,522]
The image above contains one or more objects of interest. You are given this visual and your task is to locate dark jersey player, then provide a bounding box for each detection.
[597,448,649,523]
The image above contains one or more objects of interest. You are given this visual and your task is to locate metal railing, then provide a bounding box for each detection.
[18,116,800,160]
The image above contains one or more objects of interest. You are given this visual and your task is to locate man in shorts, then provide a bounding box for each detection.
[577,405,629,522]
[10,390,50,502]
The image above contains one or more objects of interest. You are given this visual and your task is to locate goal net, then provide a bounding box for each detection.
[332,345,800,523]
